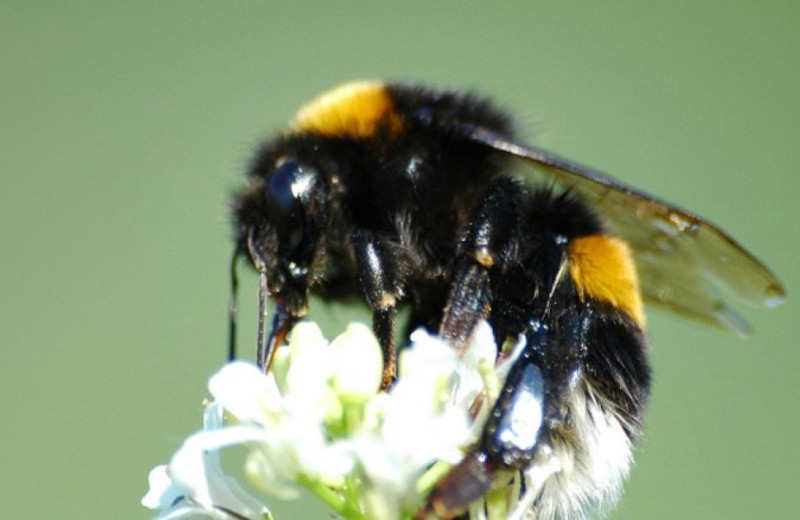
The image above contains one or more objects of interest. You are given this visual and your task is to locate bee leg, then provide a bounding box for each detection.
[439,262,491,352]
[421,323,555,519]
[353,229,404,389]
[416,451,497,519]
[440,177,523,351]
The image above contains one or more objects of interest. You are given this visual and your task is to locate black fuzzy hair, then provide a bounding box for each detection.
[526,186,605,239]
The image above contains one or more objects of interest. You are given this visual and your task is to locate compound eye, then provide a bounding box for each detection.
[265,159,305,251]
[267,159,300,217]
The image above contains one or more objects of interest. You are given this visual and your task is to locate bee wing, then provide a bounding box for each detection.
[466,126,785,335]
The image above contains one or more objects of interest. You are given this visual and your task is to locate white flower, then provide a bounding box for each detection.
[449,320,504,411]
[328,323,383,401]
[143,320,507,520]
[346,331,482,519]
[141,402,272,519]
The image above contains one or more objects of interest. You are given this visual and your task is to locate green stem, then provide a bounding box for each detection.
[485,484,508,520]
[344,475,364,516]
[297,474,367,520]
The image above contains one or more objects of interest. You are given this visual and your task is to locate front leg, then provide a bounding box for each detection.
[353,229,404,389]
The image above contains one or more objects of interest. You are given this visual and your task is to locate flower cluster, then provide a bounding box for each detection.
[142,321,508,520]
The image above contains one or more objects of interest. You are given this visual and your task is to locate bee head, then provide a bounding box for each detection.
[233,156,327,316]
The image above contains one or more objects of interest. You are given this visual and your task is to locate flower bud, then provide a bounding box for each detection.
[328,322,383,401]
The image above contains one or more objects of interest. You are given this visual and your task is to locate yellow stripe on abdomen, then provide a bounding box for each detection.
[568,235,645,328]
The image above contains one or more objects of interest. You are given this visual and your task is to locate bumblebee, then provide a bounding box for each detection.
[230,81,784,518]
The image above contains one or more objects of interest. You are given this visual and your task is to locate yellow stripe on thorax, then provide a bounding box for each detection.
[291,80,403,138]
[568,235,645,327]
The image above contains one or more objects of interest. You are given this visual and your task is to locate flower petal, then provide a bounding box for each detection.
[142,465,182,510]
[329,322,383,400]
[209,362,282,424]
[167,426,272,518]
[452,320,498,409]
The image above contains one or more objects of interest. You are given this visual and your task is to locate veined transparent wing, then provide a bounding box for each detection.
[466,126,785,335]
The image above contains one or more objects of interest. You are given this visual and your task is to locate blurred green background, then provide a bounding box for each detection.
[1,1,797,518]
